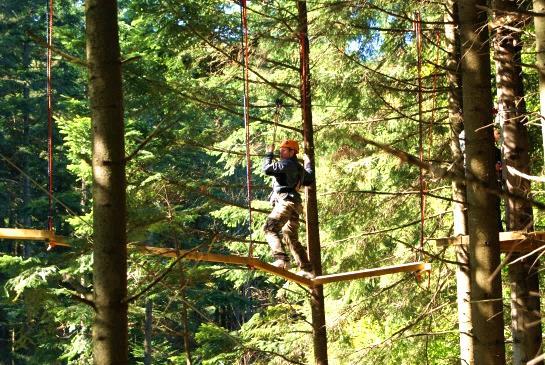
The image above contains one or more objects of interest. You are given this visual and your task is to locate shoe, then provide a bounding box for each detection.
[272,259,290,270]
[296,270,315,279]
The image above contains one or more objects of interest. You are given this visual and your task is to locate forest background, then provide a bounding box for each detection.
[1,0,544,364]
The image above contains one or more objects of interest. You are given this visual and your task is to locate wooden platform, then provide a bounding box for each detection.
[0,228,70,247]
[136,245,430,287]
[433,231,545,253]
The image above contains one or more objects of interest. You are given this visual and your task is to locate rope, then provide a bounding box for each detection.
[47,0,54,232]
[241,0,254,258]
[414,12,425,263]
[272,98,283,146]
[428,30,440,159]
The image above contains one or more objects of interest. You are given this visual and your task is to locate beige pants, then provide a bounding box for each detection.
[263,197,311,271]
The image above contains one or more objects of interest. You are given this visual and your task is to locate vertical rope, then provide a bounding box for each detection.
[415,12,425,261]
[428,31,441,159]
[272,99,283,147]
[241,0,254,258]
[47,0,54,233]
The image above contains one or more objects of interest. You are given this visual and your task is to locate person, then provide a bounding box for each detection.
[493,128,502,178]
[493,127,504,232]
[262,139,314,279]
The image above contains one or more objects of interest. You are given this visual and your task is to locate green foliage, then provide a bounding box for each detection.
[57,115,92,183]
[194,323,240,364]
[3,0,545,364]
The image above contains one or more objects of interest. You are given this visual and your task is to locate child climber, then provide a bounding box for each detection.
[262,139,315,279]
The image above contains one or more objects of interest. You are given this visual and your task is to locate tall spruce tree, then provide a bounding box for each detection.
[86,0,128,363]
[459,0,505,363]
[445,1,473,363]
[493,1,542,363]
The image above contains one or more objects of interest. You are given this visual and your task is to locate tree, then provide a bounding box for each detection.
[444,1,473,363]
[85,0,128,363]
[535,0,545,163]
[493,1,542,363]
[297,1,328,364]
[459,0,505,363]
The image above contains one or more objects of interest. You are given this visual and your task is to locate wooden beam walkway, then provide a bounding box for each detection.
[0,227,431,287]
[433,230,545,253]
[136,245,430,288]
[0,228,70,247]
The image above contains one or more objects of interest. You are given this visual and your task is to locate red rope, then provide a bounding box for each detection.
[47,0,54,232]
[428,31,440,159]
[241,0,254,258]
[415,12,425,261]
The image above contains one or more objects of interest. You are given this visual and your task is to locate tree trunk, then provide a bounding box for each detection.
[444,2,473,364]
[458,0,506,364]
[86,1,128,364]
[535,0,545,165]
[22,38,33,258]
[182,300,193,365]
[144,300,152,365]
[297,2,328,364]
[493,2,542,363]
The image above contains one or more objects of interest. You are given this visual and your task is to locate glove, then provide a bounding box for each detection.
[303,153,310,164]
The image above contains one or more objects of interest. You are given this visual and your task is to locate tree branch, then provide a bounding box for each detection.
[353,134,545,210]
[123,247,199,304]
[27,31,87,66]
[59,277,95,308]
[476,4,545,18]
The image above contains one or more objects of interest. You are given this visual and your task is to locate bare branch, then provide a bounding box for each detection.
[123,247,199,304]
[27,31,86,66]
[476,4,545,18]
[505,165,545,183]
[353,134,545,210]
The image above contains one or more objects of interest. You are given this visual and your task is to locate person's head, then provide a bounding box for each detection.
[279,139,299,159]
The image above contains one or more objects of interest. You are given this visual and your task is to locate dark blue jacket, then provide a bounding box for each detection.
[263,152,314,203]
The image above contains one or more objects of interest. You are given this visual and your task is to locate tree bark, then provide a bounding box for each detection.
[182,300,193,365]
[22,38,33,258]
[493,2,542,363]
[444,2,473,364]
[144,300,152,365]
[86,1,128,364]
[297,2,328,364]
[458,0,506,363]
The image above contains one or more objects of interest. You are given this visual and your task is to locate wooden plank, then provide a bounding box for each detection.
[248,258,313,287]
[433,231,545,253]
[137,245,249,265]
[0,228,70,247]
[0,228,54,240]
[312,262,431,285]
[135,246,313,287]
[497,231,545,251]
[137,246,431,287]
[434,235,468,247]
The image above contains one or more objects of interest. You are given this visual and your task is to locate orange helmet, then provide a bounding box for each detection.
[279,139,299,153]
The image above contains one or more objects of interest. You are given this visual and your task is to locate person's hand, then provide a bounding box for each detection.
[303,153,310,164]
[267,144,275,153]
